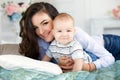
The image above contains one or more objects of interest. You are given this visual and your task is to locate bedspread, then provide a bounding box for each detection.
[0,60,120,80]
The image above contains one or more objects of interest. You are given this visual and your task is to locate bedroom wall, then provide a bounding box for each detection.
[85,0,120,35]
[33,0,120,34]
[0,0,120,43]
[0,0,31,44]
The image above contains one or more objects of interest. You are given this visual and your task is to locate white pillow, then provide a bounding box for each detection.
[0,55,62,75]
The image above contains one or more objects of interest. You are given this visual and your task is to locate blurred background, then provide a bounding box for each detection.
[0,0,120,44]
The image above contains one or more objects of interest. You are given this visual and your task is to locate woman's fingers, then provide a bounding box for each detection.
[59,56,72,65]
[59,56,67,65]
[60,65,73,70]
[58,56,74,70]
[67,57,74,65]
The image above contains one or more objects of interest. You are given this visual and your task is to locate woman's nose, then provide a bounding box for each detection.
[39,27,44,34]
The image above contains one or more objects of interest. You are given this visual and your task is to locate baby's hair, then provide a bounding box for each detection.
[53,13,74,25]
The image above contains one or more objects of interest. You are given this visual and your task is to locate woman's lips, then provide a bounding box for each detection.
[44,31,51,39]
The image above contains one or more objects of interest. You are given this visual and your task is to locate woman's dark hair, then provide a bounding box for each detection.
[19,2,59,59]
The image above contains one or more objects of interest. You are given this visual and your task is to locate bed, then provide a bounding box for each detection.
[0,55,120,80]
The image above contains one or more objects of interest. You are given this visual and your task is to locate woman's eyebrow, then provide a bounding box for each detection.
[41,20,47,24]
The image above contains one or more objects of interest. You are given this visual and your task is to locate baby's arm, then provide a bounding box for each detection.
[42,55,51,61]
[72,58,83,71]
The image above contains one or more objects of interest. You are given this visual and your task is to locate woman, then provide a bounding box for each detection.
[19,2,120,71]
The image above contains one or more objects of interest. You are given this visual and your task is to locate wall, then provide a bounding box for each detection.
[0,0,31,43]
[33,0,120,34]
[0,0,30,4]
[0,0,120,43]
[0,8,1,42]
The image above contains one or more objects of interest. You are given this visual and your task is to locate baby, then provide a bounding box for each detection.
[42,13,91,72]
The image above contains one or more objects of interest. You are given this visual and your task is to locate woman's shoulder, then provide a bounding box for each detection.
[74,26,93,49]
[38,38,50,49]
[75,26,82,32]
[75,27,88,36]
[74,26,90,39]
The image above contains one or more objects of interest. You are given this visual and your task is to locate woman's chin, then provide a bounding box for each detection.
[45,40,51,42]
[44,38,53,42]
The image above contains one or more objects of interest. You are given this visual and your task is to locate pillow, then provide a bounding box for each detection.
[0,55,62,75]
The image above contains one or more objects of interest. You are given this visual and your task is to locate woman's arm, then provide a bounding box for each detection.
[42,55,51,61]
[82,62,96,71]
[58,56,96,71]
[75,27,115,69]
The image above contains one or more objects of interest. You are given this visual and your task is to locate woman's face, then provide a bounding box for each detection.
[32,12,54,42]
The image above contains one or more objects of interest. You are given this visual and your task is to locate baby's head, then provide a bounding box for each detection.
[53,13,75,45]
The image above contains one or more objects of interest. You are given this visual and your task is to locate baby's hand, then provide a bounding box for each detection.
[58,56,74,70]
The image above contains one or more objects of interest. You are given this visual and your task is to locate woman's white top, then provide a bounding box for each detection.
[74,27,115,69]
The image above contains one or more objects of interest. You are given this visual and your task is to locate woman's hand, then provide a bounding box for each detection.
[82,62,96,71]
[58,56,96,72]
[58,56,74,70]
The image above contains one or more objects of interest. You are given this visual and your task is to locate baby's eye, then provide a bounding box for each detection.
[67,30,71,32]
[58,30,62,32]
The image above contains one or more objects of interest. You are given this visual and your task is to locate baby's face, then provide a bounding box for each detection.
[53,20,75,45]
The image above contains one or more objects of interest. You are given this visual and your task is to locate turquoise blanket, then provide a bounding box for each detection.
[0,60,120,80]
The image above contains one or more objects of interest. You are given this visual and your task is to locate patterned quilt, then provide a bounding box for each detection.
[0,60,120,80]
